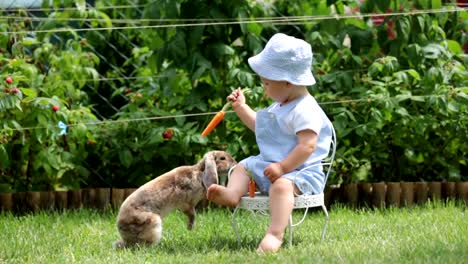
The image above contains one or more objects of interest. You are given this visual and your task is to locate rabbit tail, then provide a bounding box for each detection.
[114,211,162,248]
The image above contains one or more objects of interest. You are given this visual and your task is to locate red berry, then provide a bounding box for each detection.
[162,129,174,139]
[371,15,384,26]
[11,88,19,94]
[387,28,397,40]
[5,76,13,84]
[4,88,10,93]
[52,105,59,112]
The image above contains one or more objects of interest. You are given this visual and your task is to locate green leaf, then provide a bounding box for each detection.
[37,114,48,126]
[0,145,9,168]
[446,40,462,54]
[20,37,40,46]
[431,0,442,9]
[423,44,444,59]
[410,96,426,102]
[119,149,133,168]
[207,43,235,57]
[417,0,429,9]
[375,0,391,12]
[395,107,409,116]
[75,0,86,12]
[405,70,421,81]
[247,22,262,36]
[21,88,38,98]
[397,17,411,41]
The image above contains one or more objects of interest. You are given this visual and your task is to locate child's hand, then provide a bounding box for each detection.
[227,87,246,109]
[263,163,284,183]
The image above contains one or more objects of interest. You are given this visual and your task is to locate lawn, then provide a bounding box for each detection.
[0,202,466,264]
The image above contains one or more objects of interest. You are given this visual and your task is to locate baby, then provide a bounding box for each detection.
[207,33,333,253]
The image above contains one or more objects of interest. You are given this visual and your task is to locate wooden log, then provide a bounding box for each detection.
[455,182,468,203]
[400,182,414,207]
[40,191,55,211]
[25,192,41,213]
[428,182,441,201]
[371,183,386,209]
[67,190,82,209]
[124,188,138,200]
[343,183,358,208]
[54,191,68,210]
[0,193,13,212]
[12,192,25,213]
[327,184,342,208]
[358,183,373,208]
[386,182,401,208]
[111,188,125,209]
[415,182,428,204]
[442,182,456,201]
[94,188,110,210]
[82,188,96,209]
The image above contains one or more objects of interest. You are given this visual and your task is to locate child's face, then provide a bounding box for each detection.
[260,77,290,103]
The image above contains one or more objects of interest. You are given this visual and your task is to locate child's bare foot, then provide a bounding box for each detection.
[206,184,238,208]
[257,233,282,253]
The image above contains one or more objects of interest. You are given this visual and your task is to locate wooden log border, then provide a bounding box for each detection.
[0,182,466,214]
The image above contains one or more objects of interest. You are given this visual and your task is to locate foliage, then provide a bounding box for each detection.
[0,8,101,191]
[0,0,467,191]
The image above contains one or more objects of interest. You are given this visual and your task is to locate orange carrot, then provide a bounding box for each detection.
[246,169,256,197]
[201,88,251,137]
[201,110,226,137]
[249,180,256,198]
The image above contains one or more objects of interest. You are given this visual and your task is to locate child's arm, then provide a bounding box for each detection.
[263,129,317,182]
[227,87,256,131]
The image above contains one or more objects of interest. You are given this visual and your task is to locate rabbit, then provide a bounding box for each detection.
[113,150,236,249]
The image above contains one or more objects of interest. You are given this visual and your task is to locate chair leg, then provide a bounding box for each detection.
[288,214,293,247]
[231,207,242,246]
[321,205,329,240]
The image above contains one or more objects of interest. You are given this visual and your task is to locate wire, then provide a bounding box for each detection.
[0,16,269,24]
[1,68,369,84]
[2,7,466,34]
[1,2,465,13]
[0,4,147,12]
[0,93,454,133]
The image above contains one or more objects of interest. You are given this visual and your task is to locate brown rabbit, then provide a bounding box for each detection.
[113,150,236,248]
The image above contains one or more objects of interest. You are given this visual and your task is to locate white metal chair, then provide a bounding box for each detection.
[230,125,336,246]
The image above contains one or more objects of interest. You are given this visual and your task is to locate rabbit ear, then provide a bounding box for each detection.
[202,152,218,188]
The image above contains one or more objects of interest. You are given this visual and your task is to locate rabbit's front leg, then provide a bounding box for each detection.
[183,206,196,230]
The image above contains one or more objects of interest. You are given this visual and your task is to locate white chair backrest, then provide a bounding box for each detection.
[323,124,337,184]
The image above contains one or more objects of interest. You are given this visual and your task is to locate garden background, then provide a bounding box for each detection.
[0,0,466,197]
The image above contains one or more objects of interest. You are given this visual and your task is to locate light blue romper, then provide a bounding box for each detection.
[240,95,333,195]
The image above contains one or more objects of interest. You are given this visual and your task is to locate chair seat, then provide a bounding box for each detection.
[238,193,324,210]
[232,192,328,246]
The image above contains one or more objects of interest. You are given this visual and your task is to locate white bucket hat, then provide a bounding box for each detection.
[248,33,316,86]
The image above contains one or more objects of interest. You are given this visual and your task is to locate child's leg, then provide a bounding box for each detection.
[207,164,249,208]
[258,177,295,253]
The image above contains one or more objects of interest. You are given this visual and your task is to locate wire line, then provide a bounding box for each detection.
[2,7,466,34]
[0,93,453,133]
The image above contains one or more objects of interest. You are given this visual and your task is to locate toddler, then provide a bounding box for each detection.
[207,33,333,253]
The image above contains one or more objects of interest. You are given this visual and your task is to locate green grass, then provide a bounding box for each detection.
[0,202,467,263]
